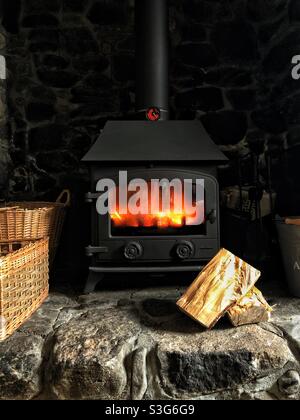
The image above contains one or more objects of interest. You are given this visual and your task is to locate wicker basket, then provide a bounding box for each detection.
[0,206,53,241]
[0,238,49,341]
[1,190,71,265]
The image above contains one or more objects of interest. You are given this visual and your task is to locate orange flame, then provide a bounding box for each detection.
[110,211,187,228]
[109,183,203,229]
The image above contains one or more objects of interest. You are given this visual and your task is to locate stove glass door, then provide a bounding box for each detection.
[109,179,206,237]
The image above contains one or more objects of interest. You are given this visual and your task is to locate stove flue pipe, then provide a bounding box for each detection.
[135,0,169,121]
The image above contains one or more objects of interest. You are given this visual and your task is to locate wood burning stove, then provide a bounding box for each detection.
[83,121,226,291]
[82,0,227,291]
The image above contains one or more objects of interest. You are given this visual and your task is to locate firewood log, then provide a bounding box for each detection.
[285,218,300,227]
[227,287,272,327]
[176,248,261,329]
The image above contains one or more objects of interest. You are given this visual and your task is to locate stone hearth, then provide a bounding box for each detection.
[0,286,299,400]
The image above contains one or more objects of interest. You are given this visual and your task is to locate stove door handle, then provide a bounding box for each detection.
[85,192,100,203]
[86,246,109,257]
[207,209,217,224]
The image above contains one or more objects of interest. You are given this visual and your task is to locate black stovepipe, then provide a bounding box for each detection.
[135,0,170,120]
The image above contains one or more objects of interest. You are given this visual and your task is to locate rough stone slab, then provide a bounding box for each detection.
[269,297,300,360]
[0,333,44,400]
[150,324,296,399]
[43,293,77,310]
[0,288,299,400]
[48,307,142,400]
[77,286,184,307]
[77,289,139,306]
[131,286,186,301]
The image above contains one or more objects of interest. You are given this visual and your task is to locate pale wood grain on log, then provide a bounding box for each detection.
[227,287,272,327]
[176,248,261,329]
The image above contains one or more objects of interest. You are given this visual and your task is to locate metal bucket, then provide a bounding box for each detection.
[276,216,300,298]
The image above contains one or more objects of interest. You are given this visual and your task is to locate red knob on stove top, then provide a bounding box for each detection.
[146,107,160,121]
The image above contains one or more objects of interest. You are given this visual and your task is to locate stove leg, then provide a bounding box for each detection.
[84,272,103,294]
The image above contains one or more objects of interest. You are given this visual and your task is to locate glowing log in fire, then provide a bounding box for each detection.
[110,210,190,228]
[108,180,205,229]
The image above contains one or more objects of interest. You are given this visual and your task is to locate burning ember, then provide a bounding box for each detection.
[110,211,188,229]
[104,178,205,230]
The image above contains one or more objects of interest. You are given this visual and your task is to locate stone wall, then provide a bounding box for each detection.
[0,22,10,198]
[0,0,300,214]
[0,1,300,214]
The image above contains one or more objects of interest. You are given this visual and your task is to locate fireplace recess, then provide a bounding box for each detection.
[82,0,227,292]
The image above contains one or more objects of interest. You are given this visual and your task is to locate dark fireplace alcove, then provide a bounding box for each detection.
[1,1,300,403]
[0,0,300,286]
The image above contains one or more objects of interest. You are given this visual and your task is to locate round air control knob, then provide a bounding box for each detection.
[176,241,194,260]
[124,242,143,260]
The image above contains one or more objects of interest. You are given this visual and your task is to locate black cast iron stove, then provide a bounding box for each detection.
[82,0,227,292]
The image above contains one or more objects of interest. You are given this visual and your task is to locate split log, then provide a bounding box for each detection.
[176,248,261,329]
[227,287,272,327]
[285,218,300,227]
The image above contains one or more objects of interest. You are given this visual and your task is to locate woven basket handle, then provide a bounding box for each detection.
[56,190,71,207]
[0,206,20,212]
